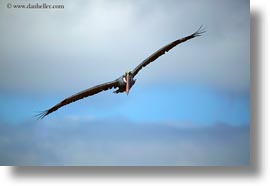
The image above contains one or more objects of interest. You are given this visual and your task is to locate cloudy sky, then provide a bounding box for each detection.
[0,0,250,165]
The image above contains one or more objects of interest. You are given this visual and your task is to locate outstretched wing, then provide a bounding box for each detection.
[132,26,206,77]
[36,80,119,119]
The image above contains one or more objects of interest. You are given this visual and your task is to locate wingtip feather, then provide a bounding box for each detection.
[34,110,49,120]
[193,25,207,37]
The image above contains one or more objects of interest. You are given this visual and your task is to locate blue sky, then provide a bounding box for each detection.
[0,84,250,126]
[0,0,250,165]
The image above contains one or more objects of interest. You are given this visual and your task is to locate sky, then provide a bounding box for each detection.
[0,0,250,165]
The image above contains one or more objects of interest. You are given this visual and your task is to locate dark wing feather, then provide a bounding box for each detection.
[132,26,206,77]
[36,80,118,119]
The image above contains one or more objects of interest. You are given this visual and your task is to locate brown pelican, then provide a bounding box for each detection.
[37,26,205,119]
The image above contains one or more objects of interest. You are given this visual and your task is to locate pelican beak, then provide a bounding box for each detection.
[126,73,130,95]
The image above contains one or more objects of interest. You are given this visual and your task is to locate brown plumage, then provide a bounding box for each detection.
[132,26,205,76]
[36,80,119,119]
[36,26,205,119]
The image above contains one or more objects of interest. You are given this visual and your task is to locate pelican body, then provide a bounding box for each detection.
[37,26,205,119]
[114,71,136,95]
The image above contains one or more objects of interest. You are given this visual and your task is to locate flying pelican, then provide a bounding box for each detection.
[37,26,205,119]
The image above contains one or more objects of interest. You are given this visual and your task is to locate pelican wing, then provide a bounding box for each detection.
[132,26,205,77]
[37,80,118,119]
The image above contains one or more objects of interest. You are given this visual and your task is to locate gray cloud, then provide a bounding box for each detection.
[0,0,249,94]
[0,119,250,166]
